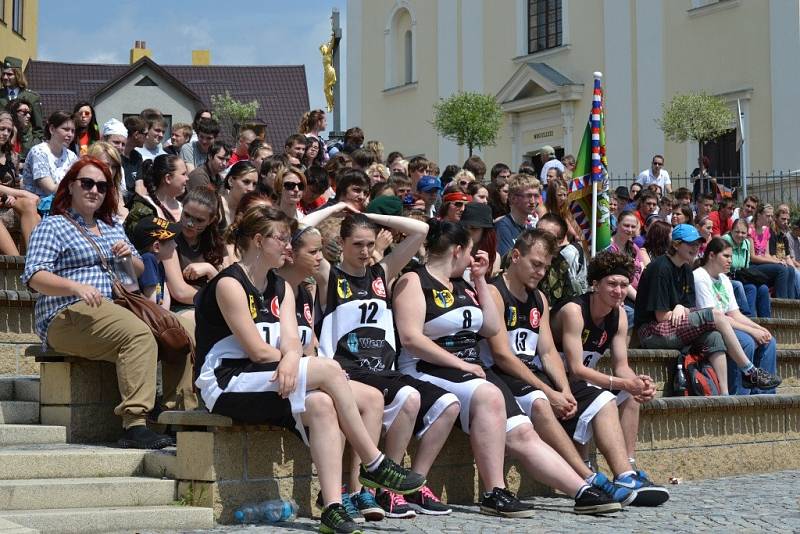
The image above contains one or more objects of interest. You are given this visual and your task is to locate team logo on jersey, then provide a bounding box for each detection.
[432,289,454,308]
[337,278,352,299]
[270,296,280,318]
[506,306,518,327]
[581,329,591,345]
[464,288,479,305]
[598,331,608,348]
[303,303,312,324]
[347,332,359,353]
[529,308,541,328]
[248,295,258,319]
[372,277,386,298]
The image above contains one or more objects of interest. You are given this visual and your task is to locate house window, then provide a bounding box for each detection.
[403,30,413,84]
[385,3,416,90]
[528,0,562,54]
[11,0,22,35]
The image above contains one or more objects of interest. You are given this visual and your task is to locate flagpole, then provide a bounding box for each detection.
[590,72,603,257]
[737,98,747,198]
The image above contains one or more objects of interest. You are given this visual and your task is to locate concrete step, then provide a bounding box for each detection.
[0,401,38,424]
[0,518,36,534]
[771,298,800,320]
[0,476,177,511]
[754,317,800,346]
[0,505,213,533]
[0,376,39,401]
[0,425,66,446]
[0,443,176,480]
[0,256,26,292]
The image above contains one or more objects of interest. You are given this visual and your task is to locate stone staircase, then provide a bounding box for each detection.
[0,375,214,533]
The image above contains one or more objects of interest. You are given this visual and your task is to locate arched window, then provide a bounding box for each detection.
[385,2,416,89]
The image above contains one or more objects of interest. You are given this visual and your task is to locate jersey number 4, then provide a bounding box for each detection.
[358,302,379,324]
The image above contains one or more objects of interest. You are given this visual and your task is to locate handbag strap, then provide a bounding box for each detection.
[64,213,116,278]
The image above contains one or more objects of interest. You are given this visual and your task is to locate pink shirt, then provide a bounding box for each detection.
[749,226,771,256]
[607,240,643,289]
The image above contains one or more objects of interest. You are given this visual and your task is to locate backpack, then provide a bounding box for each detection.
[679,352,721,396]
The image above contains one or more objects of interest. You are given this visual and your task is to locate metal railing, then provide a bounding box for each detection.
[606,171,800,206]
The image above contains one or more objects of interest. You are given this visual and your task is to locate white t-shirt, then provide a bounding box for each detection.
[693,266,738,313]
[540,159,565,184]
[636,168,671,190]
[21,142,78,197]
[135,144,167,162]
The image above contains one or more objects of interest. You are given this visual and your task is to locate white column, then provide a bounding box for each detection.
[560,101,575,155]
[437,0,460,165]
[461,0,484,94]
[346,0,363,128]
[769,1,800,171]
[602,0,634,177]
[635,0,665,172]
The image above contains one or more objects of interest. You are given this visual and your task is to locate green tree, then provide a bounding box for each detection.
[432,92,503,157]
[657,92,734,170]
[210,91,259,139]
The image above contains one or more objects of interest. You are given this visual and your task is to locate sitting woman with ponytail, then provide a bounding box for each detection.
[124,154,189,236]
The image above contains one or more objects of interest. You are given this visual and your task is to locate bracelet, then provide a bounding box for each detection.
[609,376,614,390]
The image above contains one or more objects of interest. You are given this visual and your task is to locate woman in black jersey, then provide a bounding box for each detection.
[193,204,424,533]
[393,220,619,517]
[314,199,461,518]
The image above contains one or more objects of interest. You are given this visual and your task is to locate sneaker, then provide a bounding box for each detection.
[358,456,426,495]
[406,485,452,515]
[742,367,782,390]
[341,489,365,524]
[375,489,416,518]
[351,487,385,522]
[479,487,535,518]
[118,425,174,449]
[590,472,637,507]
[573,486,621,515]
[319,503,363,534]
[615,471,670,507]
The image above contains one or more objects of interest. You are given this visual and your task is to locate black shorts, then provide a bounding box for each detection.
[346,368,459,438]
[408,361,530,435]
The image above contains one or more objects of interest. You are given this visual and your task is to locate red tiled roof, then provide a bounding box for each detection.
[24,59,309,149]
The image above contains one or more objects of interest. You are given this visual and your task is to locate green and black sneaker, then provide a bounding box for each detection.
[320,502,363,534]
[358,456,426,495]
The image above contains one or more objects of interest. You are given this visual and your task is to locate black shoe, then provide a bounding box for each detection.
[358,456,426,495]
[319,503,362,534]
[573,486,622,515]
[742,367,782,390]
[620,471,670,507]
[405,485,452,515]
[118,425,174,449]
[479,487,535,518]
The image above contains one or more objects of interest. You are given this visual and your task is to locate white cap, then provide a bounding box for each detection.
[101,118,127,139]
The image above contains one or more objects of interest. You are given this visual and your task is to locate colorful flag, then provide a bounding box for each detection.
[567,75,611,253]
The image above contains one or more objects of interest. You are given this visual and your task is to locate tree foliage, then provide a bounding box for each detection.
[210,91,259,139]
[657,92,734,145]
[432,92,503,156]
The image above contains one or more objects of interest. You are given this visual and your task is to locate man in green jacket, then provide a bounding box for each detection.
[0,56,44,140]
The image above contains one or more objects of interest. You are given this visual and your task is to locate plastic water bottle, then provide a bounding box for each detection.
[113,254,140,292]
[673,363,688,396]
[233,499,298,524]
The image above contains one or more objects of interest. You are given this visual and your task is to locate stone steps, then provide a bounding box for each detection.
[0,290,37,339]
[0,255,26,292]
[754,317,800,346]
[0,505,213,534]
[0,375,39,401]
[771,298,800,320]
[0,476,177,511]
[0,338,40,376]
[0,401,38,424]
[0,424,66,446]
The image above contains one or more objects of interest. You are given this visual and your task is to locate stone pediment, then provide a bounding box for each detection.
[496,62,583,112]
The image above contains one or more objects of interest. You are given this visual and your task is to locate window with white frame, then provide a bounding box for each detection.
[385,3,416,89]
[528,0,562,54]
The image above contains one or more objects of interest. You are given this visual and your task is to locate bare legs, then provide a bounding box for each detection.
[468,384,508,491]
[0,222,18,255]
[708,352,729,395]
[505,424,585,496]
[13,197,40,249]
[302,391,345,506]
[409,402,459,476]
[347,381,384,491]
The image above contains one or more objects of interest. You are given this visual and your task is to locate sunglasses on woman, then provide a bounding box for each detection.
[283,181,305,191]
[76,177,108,194]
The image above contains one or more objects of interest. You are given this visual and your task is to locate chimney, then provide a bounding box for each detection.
[130,40,152,64]
[192,49,211,66]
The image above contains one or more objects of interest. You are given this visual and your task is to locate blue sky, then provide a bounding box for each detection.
[38,0,347,130]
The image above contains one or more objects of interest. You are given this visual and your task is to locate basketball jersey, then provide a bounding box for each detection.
[317,263,396,371]
[479,275,544,369]
[556,292,618,371]
[195,264,286,379]
[295,283,314,352]
[398,267,484,372]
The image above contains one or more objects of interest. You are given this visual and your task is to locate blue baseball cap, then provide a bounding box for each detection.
[672,224,703,244]
[416,175,442,193]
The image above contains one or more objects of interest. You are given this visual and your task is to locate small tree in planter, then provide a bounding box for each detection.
[210,91,259,140]
[432,92,503,157]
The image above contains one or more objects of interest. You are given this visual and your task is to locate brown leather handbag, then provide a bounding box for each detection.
[66,215,194,364]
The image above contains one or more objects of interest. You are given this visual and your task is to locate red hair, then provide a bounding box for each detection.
[50,156,119,225]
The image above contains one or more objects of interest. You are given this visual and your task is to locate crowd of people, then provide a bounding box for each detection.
[6,53,788,531]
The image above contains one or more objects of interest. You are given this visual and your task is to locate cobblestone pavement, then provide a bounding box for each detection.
[172,470,800,533]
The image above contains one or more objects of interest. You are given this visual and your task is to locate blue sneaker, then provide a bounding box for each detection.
[615,470,670,506]
[590,472,637,507]
[351,487,385,522]
[341,488,365,524]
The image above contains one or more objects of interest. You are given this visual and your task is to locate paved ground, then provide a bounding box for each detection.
[172,470,800,533]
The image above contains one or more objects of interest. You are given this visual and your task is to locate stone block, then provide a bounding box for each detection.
[425,463,477,505]
[0,343,38,376]
[246,428,313,480]
[40,360,120,405]
[40,404,121,443]
[176,431,244,482]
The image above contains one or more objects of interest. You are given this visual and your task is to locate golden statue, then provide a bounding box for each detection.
[320,31,337,113]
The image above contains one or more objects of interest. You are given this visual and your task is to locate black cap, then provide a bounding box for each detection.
[132,217,181,251]
[2,57,22,70]
[614,186,629,199]
[459,202,494,229]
